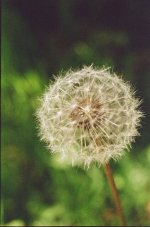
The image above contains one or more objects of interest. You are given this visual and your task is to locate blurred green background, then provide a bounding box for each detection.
[1,0,150,226]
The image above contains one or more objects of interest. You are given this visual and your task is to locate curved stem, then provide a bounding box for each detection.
[104,163,127,226]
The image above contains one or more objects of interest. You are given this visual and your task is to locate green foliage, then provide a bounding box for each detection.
[4,219,25,226]
[2,0,150,226]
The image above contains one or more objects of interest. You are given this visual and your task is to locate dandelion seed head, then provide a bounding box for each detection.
[36,66,143,167]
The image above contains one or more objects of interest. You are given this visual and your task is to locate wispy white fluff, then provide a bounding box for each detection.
[36,66,143,168]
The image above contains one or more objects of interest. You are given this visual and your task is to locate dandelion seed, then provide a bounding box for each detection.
[36,65,143,167]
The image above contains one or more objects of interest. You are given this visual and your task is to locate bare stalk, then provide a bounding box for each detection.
[104,163,127,226]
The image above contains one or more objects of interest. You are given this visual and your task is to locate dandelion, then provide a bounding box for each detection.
[37,66,142,167]
[36,65,143,226]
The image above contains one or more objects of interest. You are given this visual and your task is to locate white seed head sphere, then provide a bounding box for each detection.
[36,66,142,167]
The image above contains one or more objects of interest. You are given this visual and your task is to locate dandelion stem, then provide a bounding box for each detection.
[104,163,127,226]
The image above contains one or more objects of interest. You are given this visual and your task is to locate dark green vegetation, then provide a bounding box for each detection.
[2,0,150,226]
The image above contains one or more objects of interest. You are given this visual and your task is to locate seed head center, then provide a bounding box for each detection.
[70,97,104,130]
